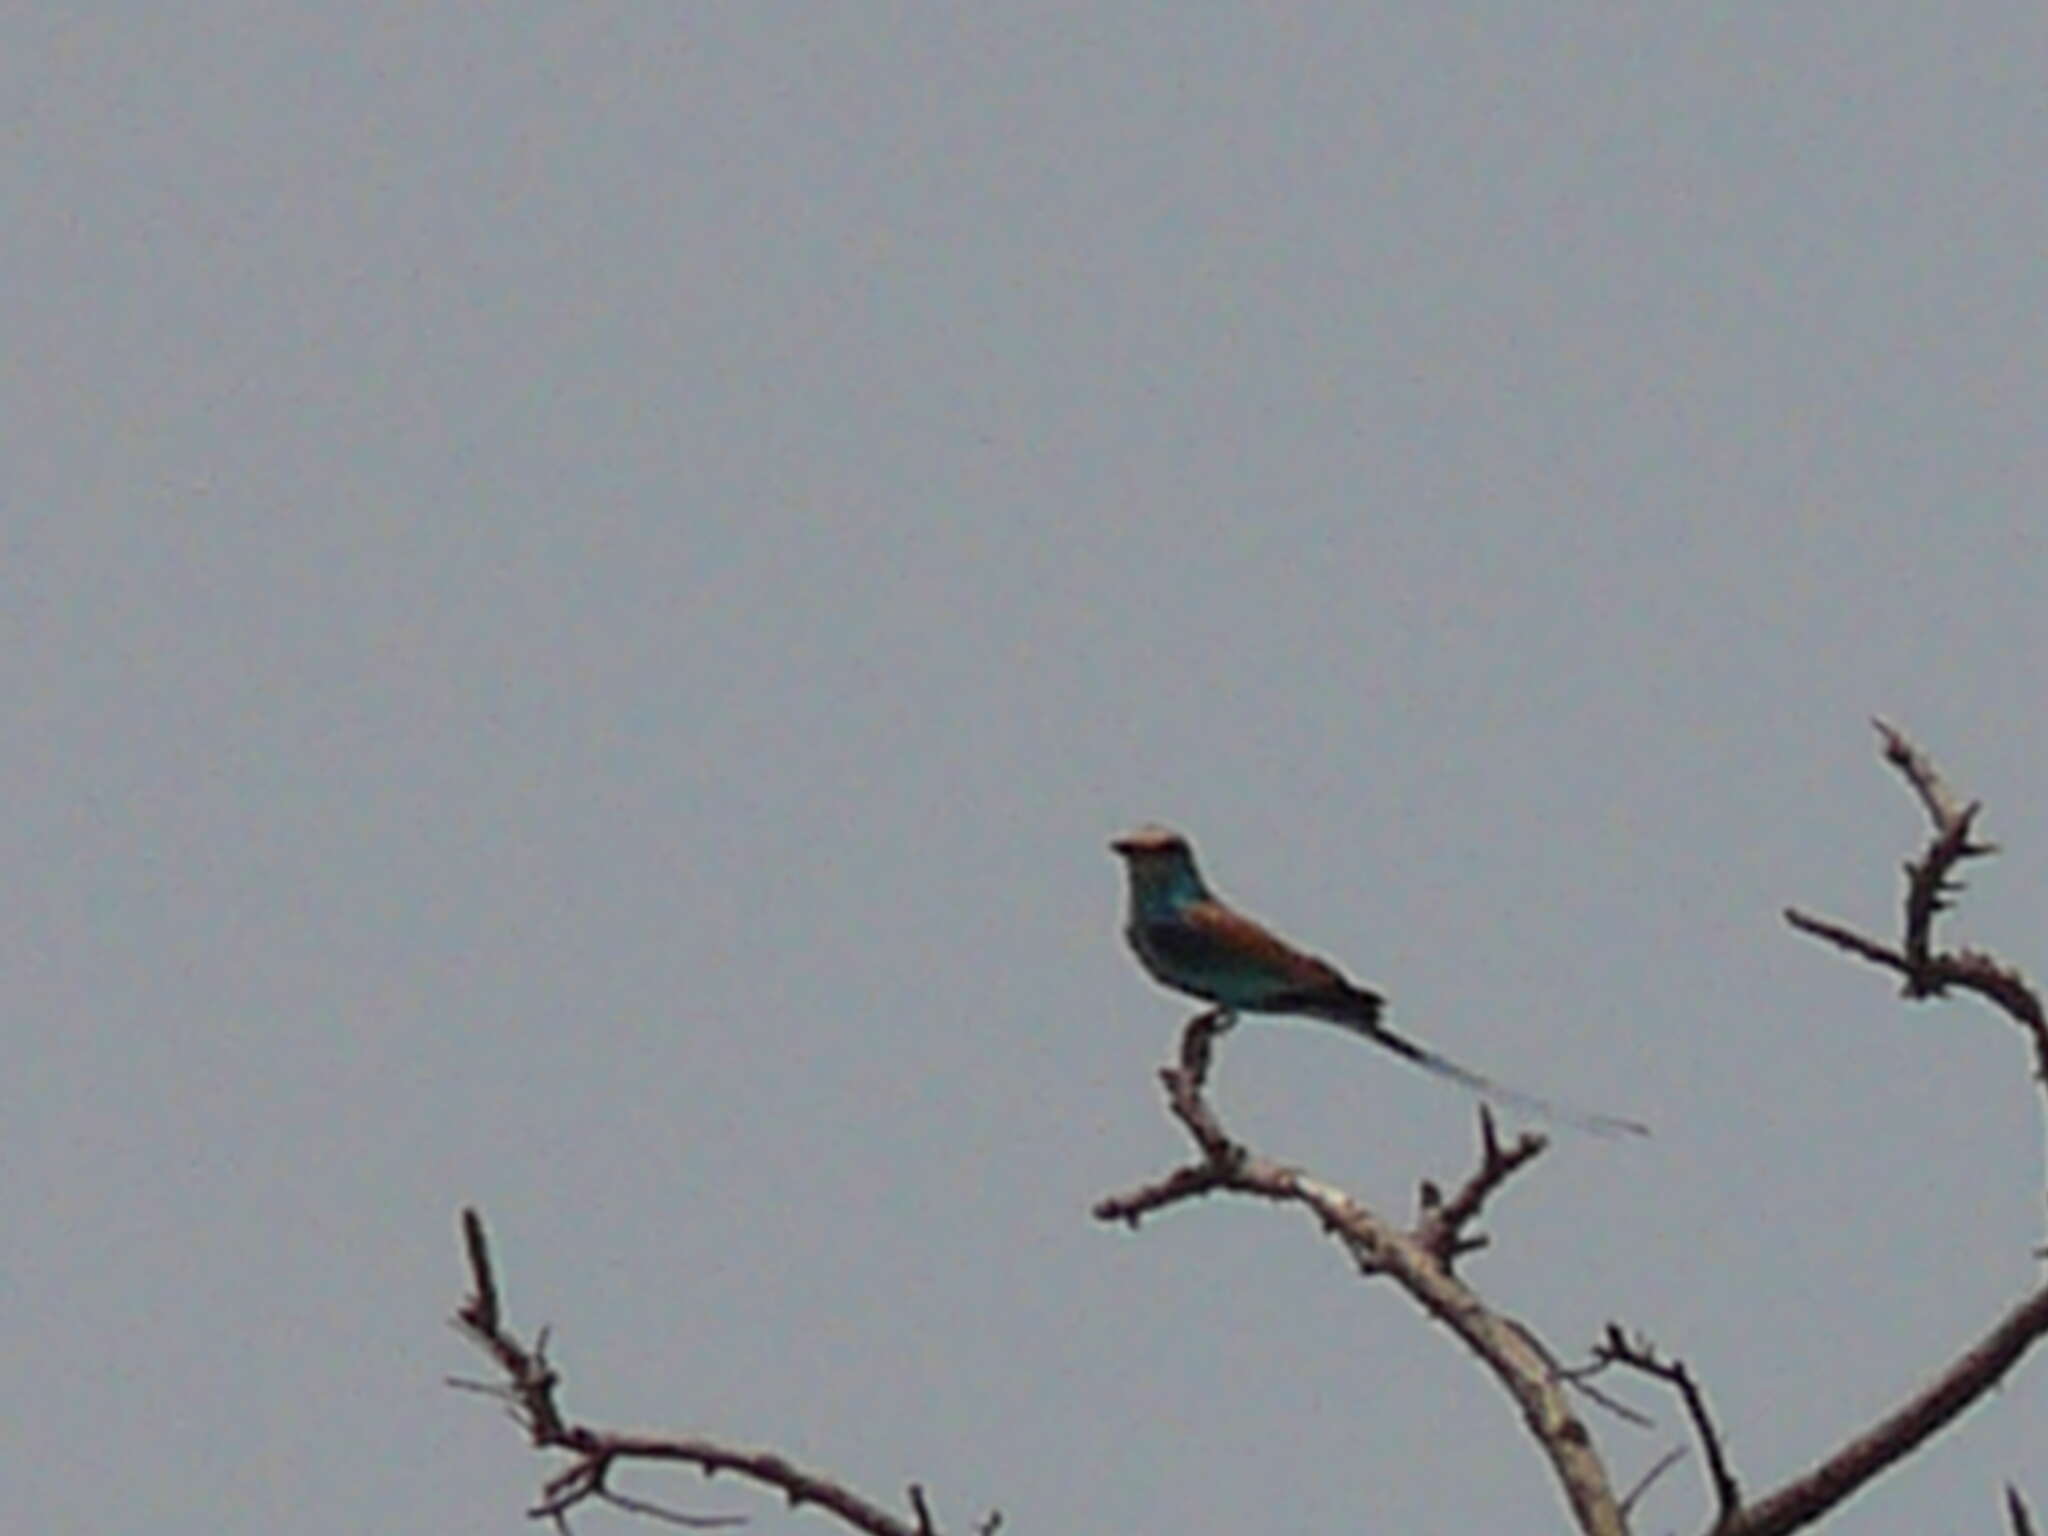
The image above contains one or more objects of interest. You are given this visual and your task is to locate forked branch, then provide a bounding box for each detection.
[450,1208,992,1536]
[1094,1010,1632,1536]
[1611,721,2048,1534]
[1785,718,2048,1095]
[1592,1327,1740,1527]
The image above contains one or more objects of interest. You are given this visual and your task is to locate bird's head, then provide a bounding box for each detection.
[1110,823,1191,860]
[1110,824,1209,909]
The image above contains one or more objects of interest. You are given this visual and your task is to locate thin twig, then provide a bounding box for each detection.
[1596,1327,1740,1525]
[2010,1483,2039,1536]
[1562,1367,1656,1432]
[1617,1443,1688,1521]
[1874,718,1977,838]
[1781,908,1910,977]
[1416,1105,1548,1270]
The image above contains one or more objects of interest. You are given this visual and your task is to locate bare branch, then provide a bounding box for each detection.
[2010,1483,2039,1536]
[1095,1014,1632,1536]
[1780,908,1911,977]
[1722,725,2048,1532]
[1415,1105,1549,1271]
[462,1207,500,1332]
[1595,1327,1740,1525]
[1873,717,1982,842]
[1786,724,2048,1101]
[1091,1009,1245,1226]
[1724,1279,2048,1534]
[601,1487,748,1529]
[452,1207,982,1536]
[1555,1354,1657,1431]
[1617,1443,1688,1522]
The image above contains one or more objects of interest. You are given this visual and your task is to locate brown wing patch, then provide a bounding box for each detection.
[1178,901,1347,991]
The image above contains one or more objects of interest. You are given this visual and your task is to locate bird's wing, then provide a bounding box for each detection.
[1147,901,1646,1137]
[1167,898,1353,995]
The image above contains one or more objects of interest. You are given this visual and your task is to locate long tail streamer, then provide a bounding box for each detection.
[1336,1016,1649,1138]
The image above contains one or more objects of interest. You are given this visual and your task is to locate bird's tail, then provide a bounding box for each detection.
[1320,1006,1649,1138]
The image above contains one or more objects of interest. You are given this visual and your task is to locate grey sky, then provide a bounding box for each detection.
[6,7,2046,1532]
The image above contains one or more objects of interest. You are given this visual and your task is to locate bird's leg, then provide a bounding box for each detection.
[1194,1006,1239,1034]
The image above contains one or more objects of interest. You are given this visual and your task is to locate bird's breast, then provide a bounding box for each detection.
[1125,914,1255,1005]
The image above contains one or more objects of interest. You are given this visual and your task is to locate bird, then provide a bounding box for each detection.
[1109,824,1647,1136]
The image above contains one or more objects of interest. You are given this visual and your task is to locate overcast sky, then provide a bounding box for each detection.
[7,7,2047,1533]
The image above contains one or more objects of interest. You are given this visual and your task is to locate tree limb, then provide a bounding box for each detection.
[1704,722,2048,1532]
[1094,1011,1633,1536]
[450,1208,990,1536]
[1723,1280,2048,1535]
[1785,719,2048,1097]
